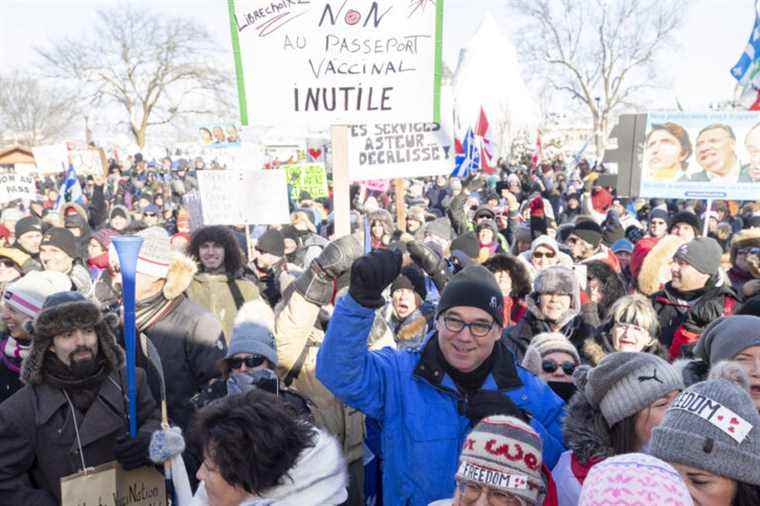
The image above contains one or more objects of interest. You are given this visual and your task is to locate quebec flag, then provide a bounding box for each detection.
[732,1,760,87]
[452,129,480,178]
[55,164,85,210]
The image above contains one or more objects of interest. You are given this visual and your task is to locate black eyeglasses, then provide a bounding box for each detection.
[542,359,576,376]
[442,315,494,337]
[227,355,266,369]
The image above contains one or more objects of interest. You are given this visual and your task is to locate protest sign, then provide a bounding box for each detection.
[607,111,760,200]
[182,191,205,232]
[228,0,445,126]
[283,163,329,200]
[70,148,107,177]
[347,121,453,181]
[197,170,290,225]
[0,173,36,204]
[32,144,69,175]
[61,461,166,506]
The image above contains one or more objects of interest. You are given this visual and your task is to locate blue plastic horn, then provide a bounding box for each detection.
[111,235,144,438]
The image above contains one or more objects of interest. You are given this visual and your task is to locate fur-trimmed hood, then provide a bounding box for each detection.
[482,253,532,298]
[368,209,395,238]
[563,389,615,464]
[61,202,88,223]
[21,299,124,385]
[164,252,196,299]
[730,227,760,265]
[637,234,686,296]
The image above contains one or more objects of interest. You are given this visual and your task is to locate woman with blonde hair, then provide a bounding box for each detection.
[582,293,666,365]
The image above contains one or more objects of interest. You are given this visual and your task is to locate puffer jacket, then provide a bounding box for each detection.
[274,289,394,466]
[316,294,566,506]
[187,272,260,341]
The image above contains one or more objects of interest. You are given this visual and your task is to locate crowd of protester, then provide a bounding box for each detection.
[0,152,758,505]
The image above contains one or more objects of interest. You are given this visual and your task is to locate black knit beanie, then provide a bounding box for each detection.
[670,211,701,236]
[256,229,285,257]
[436,265,504,327]
[572,220,603,248]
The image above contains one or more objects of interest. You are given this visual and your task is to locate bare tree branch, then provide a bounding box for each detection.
[509,0,686,156]
[0,71,80,145]
[35,3,233,148]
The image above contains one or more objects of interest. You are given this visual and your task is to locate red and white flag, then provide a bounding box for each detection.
[475,107,496,174]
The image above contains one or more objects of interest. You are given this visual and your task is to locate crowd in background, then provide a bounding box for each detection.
[0,151,758,505]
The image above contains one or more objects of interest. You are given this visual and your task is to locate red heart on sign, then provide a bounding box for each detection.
[718,415,724,421]
[308,148,322,160]
[730,417,739,425]
[729,426,735,433]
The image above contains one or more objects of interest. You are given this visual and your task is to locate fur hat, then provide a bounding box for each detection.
[670,211,701,237]
[534,265,577,296]
[636,234,686,296]
[21,292,124,385]
[482,253,532,298]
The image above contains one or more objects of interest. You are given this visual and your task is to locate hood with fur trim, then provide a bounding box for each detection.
[563,385,615,465]
[367,209,395,241]
[730,227,760,266]
[21,299,124,385]
[164,252,197,299]
[637,234,686,296]
[482,253,532,298]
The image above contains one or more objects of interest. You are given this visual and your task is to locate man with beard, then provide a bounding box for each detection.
[652,237,739,358]
[0,292,161,505]
[0,271,71,403]
[689,124,741,183]
[186,225,260,342]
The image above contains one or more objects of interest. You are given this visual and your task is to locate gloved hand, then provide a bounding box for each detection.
[349,249,402,308]
[407,240,443,276]
[294,235,362,306]
[315,235,363,279]
[114,431,152,470]
[465,390,527,426]
[148,426,186,464]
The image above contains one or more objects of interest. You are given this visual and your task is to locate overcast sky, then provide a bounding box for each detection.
[0,0,755,113]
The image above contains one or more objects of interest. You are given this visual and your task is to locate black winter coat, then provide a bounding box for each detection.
[0,368,160,505]
[138,295,227,430]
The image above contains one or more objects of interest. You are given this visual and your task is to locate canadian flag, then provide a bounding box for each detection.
[475,107,496,174]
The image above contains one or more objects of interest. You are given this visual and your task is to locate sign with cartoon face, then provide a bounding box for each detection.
[228,0,444,126]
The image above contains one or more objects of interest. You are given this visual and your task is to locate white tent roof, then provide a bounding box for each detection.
[452,12,539,155]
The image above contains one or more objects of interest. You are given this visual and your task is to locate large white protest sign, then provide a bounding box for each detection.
[228,0,444,126]
[32,144,68,175]
[197,170,290,225]
[0,173,36,204]
[70,148,107,177]
[347,121,453,180]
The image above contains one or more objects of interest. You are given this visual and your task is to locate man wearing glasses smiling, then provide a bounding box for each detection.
[317,249,565,506]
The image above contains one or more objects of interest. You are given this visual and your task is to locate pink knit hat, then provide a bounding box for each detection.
[579,453,693,506]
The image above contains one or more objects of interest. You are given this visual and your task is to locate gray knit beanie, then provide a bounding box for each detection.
[673,237,723,276]
[583,352,684,426]
[694,315,760,366]
[522,332,581,376]
[226,322,278,367]
[650,379,760,486]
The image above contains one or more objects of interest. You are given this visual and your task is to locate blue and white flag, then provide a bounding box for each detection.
[55,164,84,210]
[451,128,480,178]
[732,1,760,83]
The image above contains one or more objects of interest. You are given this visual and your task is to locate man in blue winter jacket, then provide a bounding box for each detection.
[316,249,566,506]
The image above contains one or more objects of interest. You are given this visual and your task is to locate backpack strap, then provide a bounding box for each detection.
[227,274,246,310]
[283,337,318,387]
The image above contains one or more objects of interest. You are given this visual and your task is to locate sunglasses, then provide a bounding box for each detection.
[533,251,556,259]
[227,355,266,369]
[542,359,576,376]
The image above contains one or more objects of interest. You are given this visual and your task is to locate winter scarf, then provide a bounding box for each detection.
[135,291,184,332]
[44,351,110,414]
[1,336,30,375]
